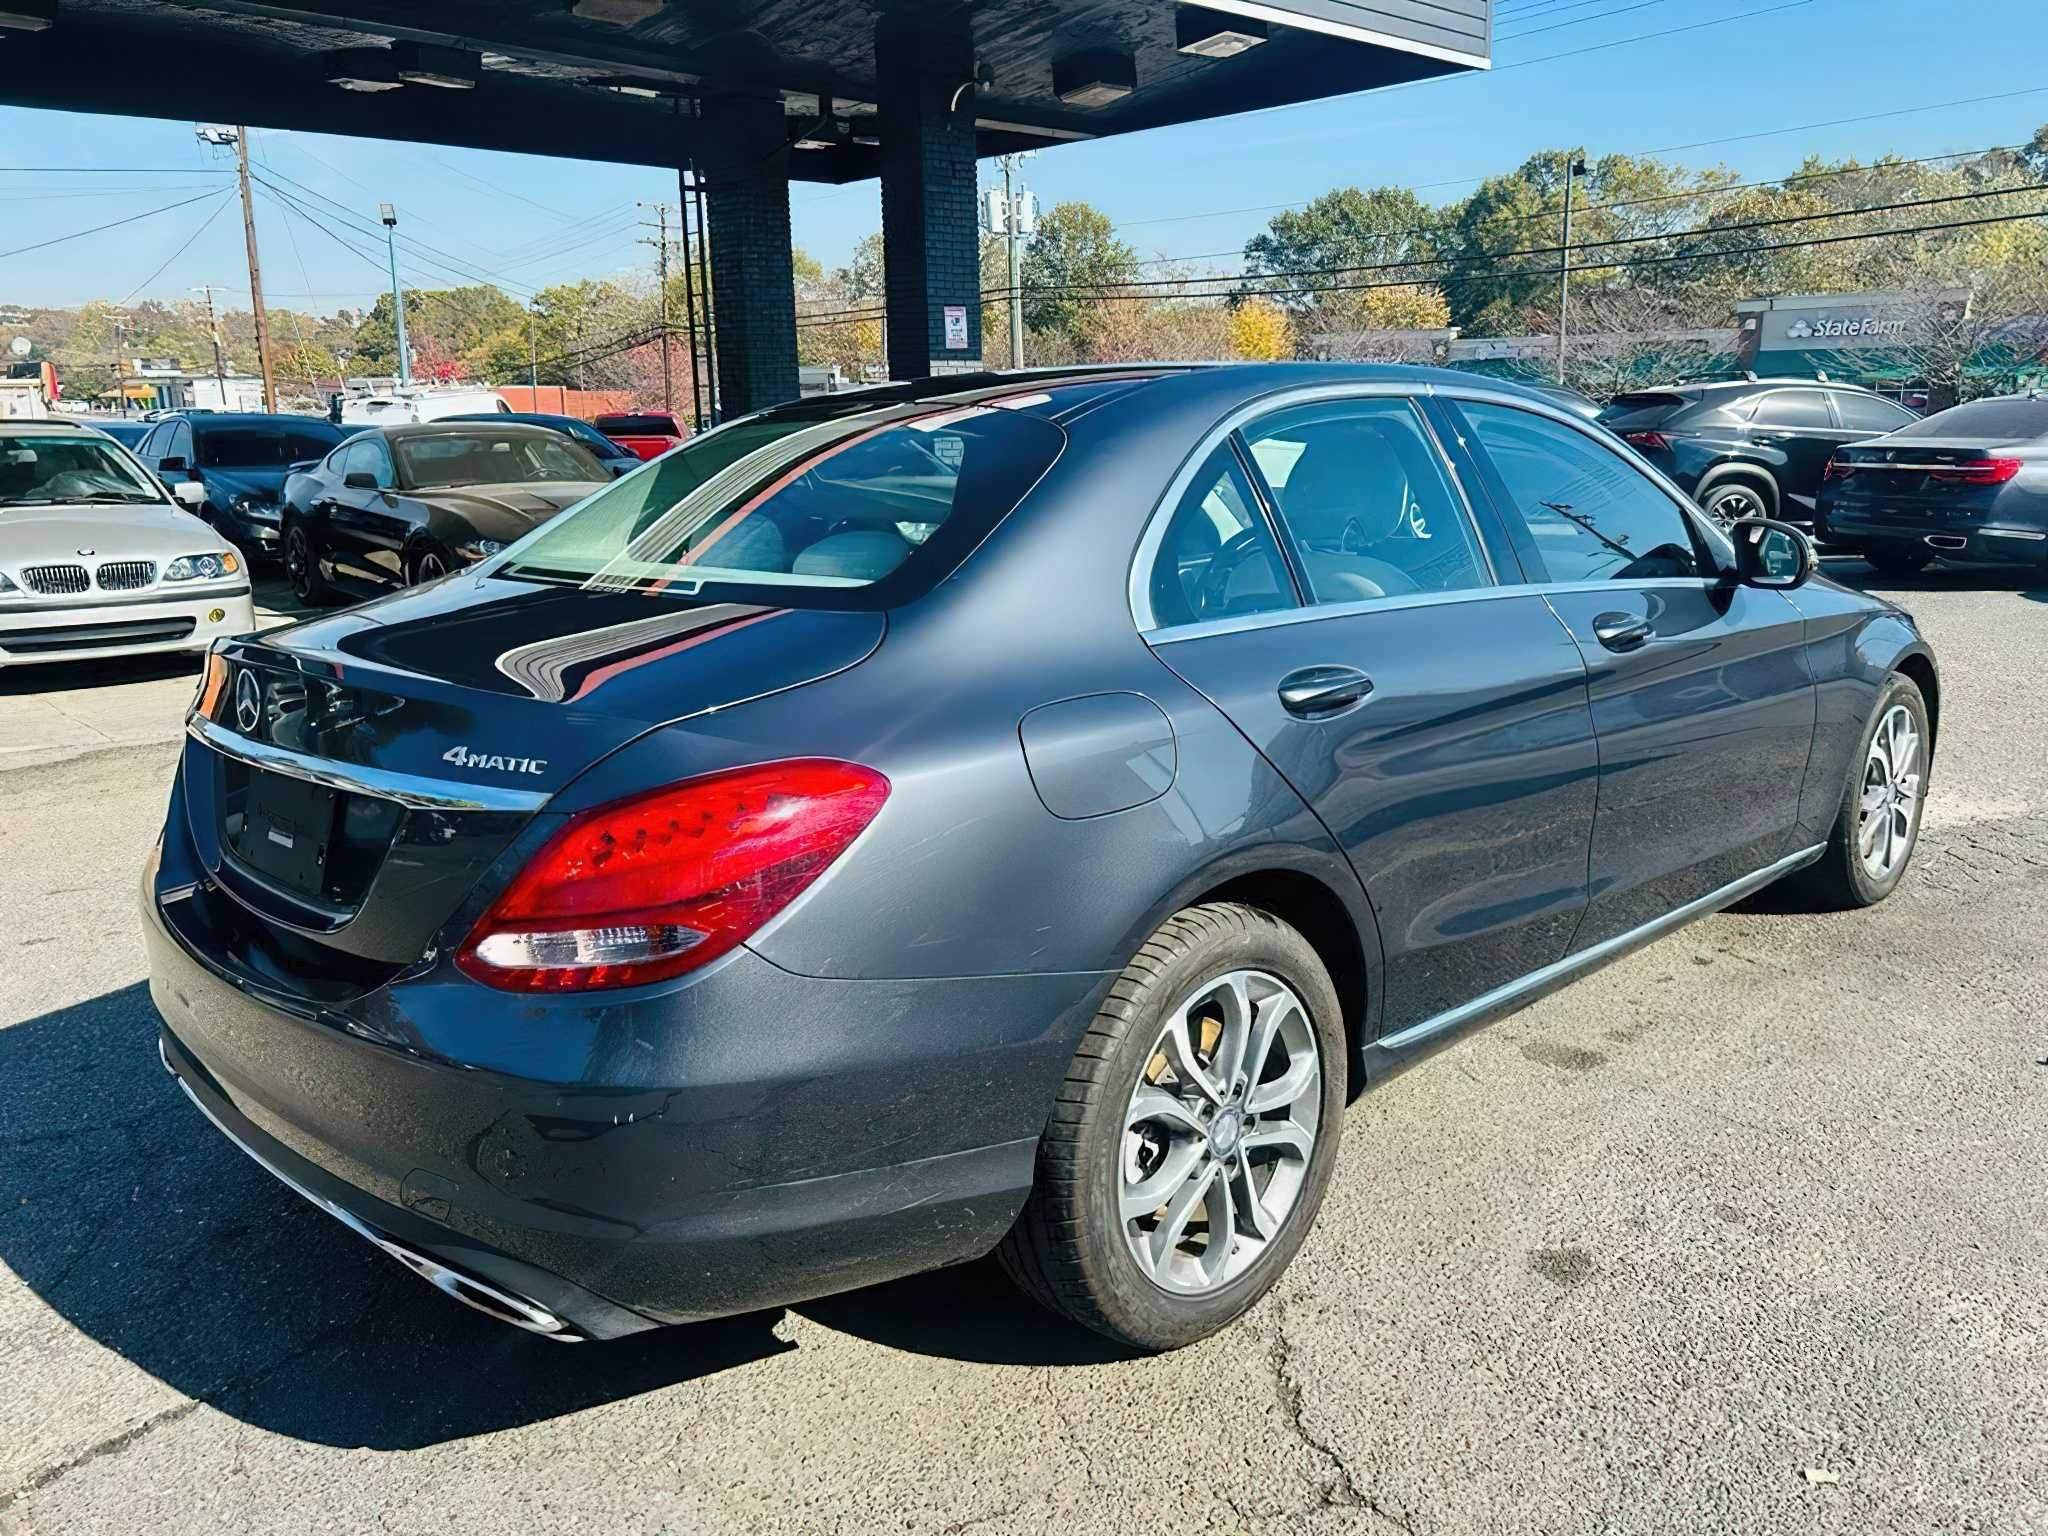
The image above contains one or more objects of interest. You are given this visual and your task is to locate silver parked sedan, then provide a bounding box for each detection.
[0,421,255,667]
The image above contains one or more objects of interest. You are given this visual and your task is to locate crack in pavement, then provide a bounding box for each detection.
[1265,1297,1417,1534]
[0,1296,387,1514]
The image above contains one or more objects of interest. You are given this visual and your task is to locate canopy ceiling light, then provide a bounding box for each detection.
[325,47,404,92]
[1052,48,1134,108]
[0,0,57,29]
[393,41,479,90]
[1175,5,1267,57]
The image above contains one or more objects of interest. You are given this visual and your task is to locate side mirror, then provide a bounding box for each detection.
[158,455,188,473]
[343,471,378,490]
[1731,517,1815,590]
[170,479,206,507]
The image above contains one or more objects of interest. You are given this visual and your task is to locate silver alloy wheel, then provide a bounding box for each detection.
[1858,703,1922,879]
[1709,485,1764,527]
[1120,969,1322,1296]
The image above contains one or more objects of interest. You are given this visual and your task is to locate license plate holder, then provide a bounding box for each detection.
[231,769,339,900]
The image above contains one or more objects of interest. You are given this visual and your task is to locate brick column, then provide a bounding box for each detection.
[700,95,798,415]
[877,22,982,381]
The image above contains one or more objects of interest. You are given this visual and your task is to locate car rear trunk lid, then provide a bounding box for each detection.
[1828,438,2031,527]
[178,575,883,980]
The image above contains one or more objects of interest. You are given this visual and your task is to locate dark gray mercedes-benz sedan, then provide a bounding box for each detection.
[146,364,1939,1350]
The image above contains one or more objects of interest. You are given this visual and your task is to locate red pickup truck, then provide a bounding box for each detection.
[592,411,686,461]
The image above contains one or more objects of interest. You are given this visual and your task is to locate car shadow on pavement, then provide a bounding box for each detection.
[0,982,793,1451]
[795,1258,1145,1368]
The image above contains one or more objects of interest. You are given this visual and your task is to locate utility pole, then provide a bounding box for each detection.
[379,202,411,388]
[637,200,676,414]
[192,284,227,397]
[1556,155,1586,386]
[111,316,128,418]
[1002,157,1024,369]
[231,129,276,411]
[528,306,539,390]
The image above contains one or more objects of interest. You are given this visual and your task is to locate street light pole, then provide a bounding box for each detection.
[1556,155,1586,387]
[379,203,411,388]
[1002,157,1024,369]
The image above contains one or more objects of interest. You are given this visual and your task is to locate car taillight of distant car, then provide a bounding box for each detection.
[1623,430,1671,451]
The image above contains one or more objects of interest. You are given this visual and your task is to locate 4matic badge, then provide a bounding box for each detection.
[443,745,549,775]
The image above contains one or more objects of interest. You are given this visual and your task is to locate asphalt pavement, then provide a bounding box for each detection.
[1,559,2043,1535]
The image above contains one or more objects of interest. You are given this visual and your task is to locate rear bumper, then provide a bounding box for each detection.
[0,588,254,666]
[1818,515,2048,562]
[142,844,1099,1336]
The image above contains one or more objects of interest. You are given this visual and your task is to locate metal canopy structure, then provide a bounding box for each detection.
[0,1,1493,410]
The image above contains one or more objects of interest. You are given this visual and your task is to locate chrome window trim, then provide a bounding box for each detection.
[187,714,550,813]
[1840,461,2001,474]
[1149,577,1716,646]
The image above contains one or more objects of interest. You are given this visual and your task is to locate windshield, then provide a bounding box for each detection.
[0,434,164,506]
[497,400,1065,606]
[396,430,607,489]
[1890,396,2048,441]
[197,425,343,468]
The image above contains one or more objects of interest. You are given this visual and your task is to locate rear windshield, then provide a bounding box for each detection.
[1597,392,1692,427]
[595,414,679,437]
[1889,396,2048,441]
[198,425,343,467]
[396,430,606,489]
[496,401,1066,608]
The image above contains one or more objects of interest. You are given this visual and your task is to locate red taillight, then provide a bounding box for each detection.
[457,759,889,992]
[1824,458,1857,481]
[1624,430,1672,452]
[1929,457,2022,485]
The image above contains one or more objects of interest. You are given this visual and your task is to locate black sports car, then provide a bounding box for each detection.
[282,422,609,603]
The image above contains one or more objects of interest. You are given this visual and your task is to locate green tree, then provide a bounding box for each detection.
[1243,186,1441,314]
[1019,201,1138,340]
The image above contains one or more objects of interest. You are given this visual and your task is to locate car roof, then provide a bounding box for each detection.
[361,420,573,440]
[0,419,136,435]
[165,411,340,428]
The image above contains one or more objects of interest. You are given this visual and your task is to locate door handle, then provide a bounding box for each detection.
[1278,665,1374,718]
[1591,612,1654,653]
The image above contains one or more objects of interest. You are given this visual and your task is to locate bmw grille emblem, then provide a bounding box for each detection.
[233,669,263,734]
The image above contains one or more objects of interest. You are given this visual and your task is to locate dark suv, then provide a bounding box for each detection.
[135,412,348,561]
[1598,379,1918,527]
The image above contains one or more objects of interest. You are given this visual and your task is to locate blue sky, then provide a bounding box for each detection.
[1,0,2042,315]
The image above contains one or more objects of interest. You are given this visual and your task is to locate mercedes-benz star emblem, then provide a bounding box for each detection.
[233,670,263,734]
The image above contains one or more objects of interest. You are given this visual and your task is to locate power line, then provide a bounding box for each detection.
[251,167,542,299]
[1006,183,2048,299]
[1499,0,1680,41]
[1114,84,2048,234]
[118,194,235,304]
[0,166,232,175]
[0,189,228,261]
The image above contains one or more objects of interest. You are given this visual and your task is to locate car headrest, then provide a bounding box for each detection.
[1279,423,1413,546]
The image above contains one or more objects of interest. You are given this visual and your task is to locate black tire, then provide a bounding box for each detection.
[1865,545,1933,576]
[283,521,336,604]
[1700,476,1775,528]
[407,543,455,587]
[1790,673,1930,909]
[998,902,1347,1351]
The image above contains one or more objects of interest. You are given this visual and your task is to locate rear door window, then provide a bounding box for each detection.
[1457,401,1705,583]
[1598,391,1691,429]
[1244,397,1491,604]
[500,402,1064,607]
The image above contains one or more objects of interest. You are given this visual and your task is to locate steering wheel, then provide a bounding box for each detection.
[1196,526,1272,618]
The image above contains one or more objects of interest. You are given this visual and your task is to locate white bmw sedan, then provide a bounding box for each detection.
[0,421,255,668]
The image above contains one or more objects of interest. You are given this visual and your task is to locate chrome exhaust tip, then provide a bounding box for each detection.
[1924,535,1967,551]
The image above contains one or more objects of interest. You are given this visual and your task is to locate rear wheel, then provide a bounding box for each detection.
[1865,545,1933,576]
[998,903,1346,1351]
[1792,674,1929,908]
[283,522,335,604]
[1701,478,1773,529]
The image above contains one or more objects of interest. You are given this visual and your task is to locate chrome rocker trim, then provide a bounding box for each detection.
[187,714,551,814]
[1373,843,1827,1054]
